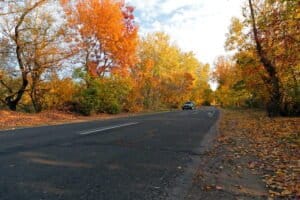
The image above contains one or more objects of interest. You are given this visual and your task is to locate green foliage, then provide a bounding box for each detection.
[78,86,101,115]
[202,100,211,106]
[74,75,130,115]
[102,101,121,114]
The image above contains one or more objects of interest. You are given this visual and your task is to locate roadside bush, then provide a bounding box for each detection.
[73,76,131,115]
[78,86,102,115]
[103,101,121,114]
[202,100,211,106]
[43,77,77,111]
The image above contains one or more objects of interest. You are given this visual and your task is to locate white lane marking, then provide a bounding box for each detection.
[208,111,215,118]
[78,122,139,135]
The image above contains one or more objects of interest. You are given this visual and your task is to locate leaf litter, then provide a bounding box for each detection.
[188,109,299,200]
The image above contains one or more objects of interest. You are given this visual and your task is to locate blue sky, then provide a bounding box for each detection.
[127,0,244,67]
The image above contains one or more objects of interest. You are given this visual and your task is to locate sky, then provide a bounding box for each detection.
[127,0,245,67]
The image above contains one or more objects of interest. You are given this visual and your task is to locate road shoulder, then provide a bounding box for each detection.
[0,109,173,131]
[185,109,299,200]
[166,107,221,200]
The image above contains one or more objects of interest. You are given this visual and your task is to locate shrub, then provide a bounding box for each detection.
[202,100,211,106]
[77,86,102,115]
[104,101,121,114]
[73,76,131,115]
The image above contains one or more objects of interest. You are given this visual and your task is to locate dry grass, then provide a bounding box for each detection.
[0,110,131,130]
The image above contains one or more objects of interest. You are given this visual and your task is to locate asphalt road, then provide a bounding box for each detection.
[0,107,219,200]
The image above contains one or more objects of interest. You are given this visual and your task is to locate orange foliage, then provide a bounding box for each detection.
[61,0,138,76]
[160,72,195,107]
[126,59,160,110]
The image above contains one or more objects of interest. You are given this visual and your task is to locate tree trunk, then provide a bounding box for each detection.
[248,0,282,117]
[5,72,28,111]
[4,0,47,111]
[30,85,43,113]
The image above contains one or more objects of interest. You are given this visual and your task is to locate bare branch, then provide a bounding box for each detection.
[0,79,13,93]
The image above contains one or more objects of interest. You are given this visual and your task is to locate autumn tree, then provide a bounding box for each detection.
[42,75,77,111]
[0,0,74,112]
[222,0,299,116]
[59,0,138,114]
[213,56,257,107]
[133,32,210,109]
[192,63,212,105]
[248,0,283,116]
[161,72,195,108]
[0,0,47,111]
[61,0,138,77]
[251,0,299,116]
[127,59,159,110]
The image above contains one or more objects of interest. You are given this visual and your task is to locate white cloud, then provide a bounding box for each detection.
[159,0,201,14]
[127,0,244,66]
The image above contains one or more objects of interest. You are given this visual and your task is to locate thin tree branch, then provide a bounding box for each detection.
[0,79,13,93]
